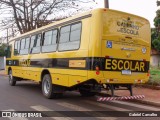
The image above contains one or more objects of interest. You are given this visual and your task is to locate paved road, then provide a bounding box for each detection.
[0,76,160,120]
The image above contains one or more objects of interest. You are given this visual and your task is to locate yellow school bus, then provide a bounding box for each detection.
[5,8,151,98]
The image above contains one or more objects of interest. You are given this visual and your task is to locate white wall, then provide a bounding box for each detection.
[150,55,160,67]
[0,57,6,70]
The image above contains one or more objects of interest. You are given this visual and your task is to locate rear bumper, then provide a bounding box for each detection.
[99,78,149,84]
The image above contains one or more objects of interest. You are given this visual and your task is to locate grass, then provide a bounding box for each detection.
[148,67,160,85]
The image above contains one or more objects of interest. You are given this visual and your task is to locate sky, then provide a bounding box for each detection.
[0,0,158,41]
[95,0,157,28]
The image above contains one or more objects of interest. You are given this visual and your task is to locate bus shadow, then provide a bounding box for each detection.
[15,81,41,92]
[14,81,97,100]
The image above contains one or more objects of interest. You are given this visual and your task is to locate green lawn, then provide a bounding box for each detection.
[149,67,160,85]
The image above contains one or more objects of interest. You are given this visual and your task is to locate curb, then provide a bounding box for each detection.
[135,85,160,90]
[97,92,160,107]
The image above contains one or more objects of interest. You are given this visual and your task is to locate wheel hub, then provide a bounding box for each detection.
[44,79,50,94]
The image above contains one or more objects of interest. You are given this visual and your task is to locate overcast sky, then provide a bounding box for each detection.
[0,0,158,40]
[95,0,157,28]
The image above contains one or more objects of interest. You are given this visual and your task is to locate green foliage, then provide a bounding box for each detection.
[151,30,157,40]
[152,4,160,50]
[157,1,160,7]
[152,38,160,50]
[151,28,157,48]
[154,17,160,27]
[149,67,160,85]
[0,43,8,57]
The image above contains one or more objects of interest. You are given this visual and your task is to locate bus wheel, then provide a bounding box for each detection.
[79,89,97,97]
[42,74,62,99]
[8,70,16,86]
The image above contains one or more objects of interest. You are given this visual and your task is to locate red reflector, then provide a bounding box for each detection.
[96,66,100,75]
[96,71,100,75]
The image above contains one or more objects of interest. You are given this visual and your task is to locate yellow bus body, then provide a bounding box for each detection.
[6,8,150,96]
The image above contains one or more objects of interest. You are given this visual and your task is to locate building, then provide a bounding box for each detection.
[150,48,160,67]
[0,56,6,70]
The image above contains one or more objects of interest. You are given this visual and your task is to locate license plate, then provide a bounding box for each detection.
[122,70,131,75]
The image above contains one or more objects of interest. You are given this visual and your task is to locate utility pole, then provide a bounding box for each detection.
[104,0,109,8]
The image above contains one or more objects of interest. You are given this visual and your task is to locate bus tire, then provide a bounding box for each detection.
[8,70,16,86]
[42,74,62,99]
[79,89,97,97]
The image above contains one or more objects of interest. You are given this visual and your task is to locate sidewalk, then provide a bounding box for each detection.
[0,70,6,76]
[0,70,160,107]
[100,87,160,107]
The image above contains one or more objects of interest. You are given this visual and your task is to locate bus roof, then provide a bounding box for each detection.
[9,8,149,42]
[9,9,92,42]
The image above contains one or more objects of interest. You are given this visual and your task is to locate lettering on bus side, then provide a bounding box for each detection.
[19,59,31,67]
[105,59,148,72]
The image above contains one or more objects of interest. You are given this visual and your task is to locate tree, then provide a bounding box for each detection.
[157,0,160,6]
[151,28,156,48]
[152,0,160,50]
[0,0,96,39]
[0,43,7,57]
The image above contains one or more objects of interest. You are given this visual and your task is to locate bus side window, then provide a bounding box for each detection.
[25,37,30,50]
[20,37,30,55]
[30,34,41,54]
[58,22,81,51]
[42,29,58,53]
[19,38,25,55]
[14,40,20,55]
